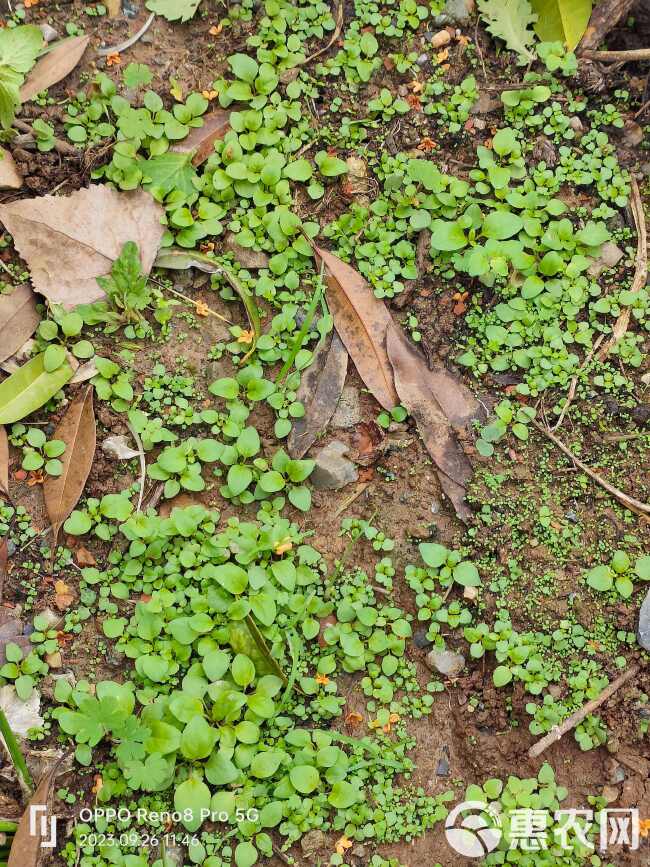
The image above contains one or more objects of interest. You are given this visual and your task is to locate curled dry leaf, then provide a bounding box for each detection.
[54,579,74,610]
[314,245,397,411]
[8,759,61,867]
[0,425,8,500]
[0,185,165,309]
[0,148,22,191]
[20,35,91,102]
[171,108,230,166]
[102,434,140,461]
[386,325,480,522]
[43,385,96,543]
[0,285,40,364]
[287,330,348,459]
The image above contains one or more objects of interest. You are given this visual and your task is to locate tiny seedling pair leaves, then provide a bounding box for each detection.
[0,353,74,425]
[0,185,165,309]
[44,385,96,542]
[0,284,39,364]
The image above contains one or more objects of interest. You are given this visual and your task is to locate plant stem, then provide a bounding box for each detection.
[0,707,33,794]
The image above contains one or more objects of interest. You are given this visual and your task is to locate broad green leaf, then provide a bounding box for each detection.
[477,0,536,63]
[289,765,320,794]
[530,0,592,50]
[174,774,211,832]
[145,0,201,22]
[0,353,73,424]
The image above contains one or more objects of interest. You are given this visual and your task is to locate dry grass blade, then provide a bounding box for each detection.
[552,334,604,431]
[287,330,348,459]
[43,386,96,545]
[8,759,63,866]
[0,285,40,364]
[532,420,650,516]
[20,36,90,102]
[314,246,398,411]
[386,325,478,522]
[598,177,646,360]
[0,426,8,502]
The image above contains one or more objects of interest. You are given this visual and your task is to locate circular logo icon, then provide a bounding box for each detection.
[445,800,502,858]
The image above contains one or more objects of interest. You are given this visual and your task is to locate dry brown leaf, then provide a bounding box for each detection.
[386,325,477,522]
[171,108,230,166]
[20,35,90,102]
[223,232,269,269]
[0,285,40,364]
[0,426,8,501]
[159,493,202,517]
[75,546,96,567]
[54,579,74,610]
[43,386,96,543]
[0,185,165,309]
[0,148,22,191]
[287,330,348,459]
[8,761,61,867]
[314,246,397,410]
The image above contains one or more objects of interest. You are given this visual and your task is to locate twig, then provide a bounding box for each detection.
[598,177,647,361]
[150,280,232,324]
[300,0,344,66]
[551,334,604,431]
[12,119,77,157]
[581,48,650,63]
[333,481,373,519]
[579,0,636,51]
[126,421,146,513]
[528,664,639,758]
[532,420,650,516]
[97,13,155,56]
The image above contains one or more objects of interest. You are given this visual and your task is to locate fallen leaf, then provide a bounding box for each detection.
[0,285,40,364]
[20,35,90,102]
[75,546,96,567]
[0,612,31,663]
[386,325,480,522]
[0,185,165,309]
[101,434,140,461]
[170,108,230,166]
[287,330,348,459]
[159,493,202,517]
[223,232,269,269]
[7,764,60,867]
[345,711,363,726]
[0,684,43,738]
[335,836,353,855]
[69,359,98,385]
[0,148,22,191]
[54,580,73,610]
[0,426,8,500]
[43,386,96,542]
[0,353,74,425]
[314,246,397,410]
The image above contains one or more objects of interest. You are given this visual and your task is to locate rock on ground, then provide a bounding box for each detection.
[310,440,358,490]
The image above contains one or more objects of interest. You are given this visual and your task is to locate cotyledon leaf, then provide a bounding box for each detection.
[43,385,96,542]
[0,353,73,425]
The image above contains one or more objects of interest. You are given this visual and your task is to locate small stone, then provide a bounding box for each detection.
[587,241,624,277]
[425,649,465,677]
[471,93,501,115]
[332,387,362,429]
[641,163,650,178]
[631,404,650,426]
[436,755,450,776]
[569,116,583,133]
[637,589,650,651]
[45,651,62,669]
[413,629,433,650]
[432,0,474,25]
[463,586,478,602]
[429,29,451,48]
[564,510,579,523]
[301,830,328,858]
[38,23,59,42]
[602,785,619,804]
[310,441,358,490]
[205,359,231,383]
[622,120,643,147]
[416,53,429,66]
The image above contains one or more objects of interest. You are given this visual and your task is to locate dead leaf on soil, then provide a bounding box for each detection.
[74,546,96,567]
[43,386,96,544]
[159,493,203,517]
[0,185,165,309]
[53,580,74,610]
[101,434,140,461]
[0,285,40,364]
[0,148,22,191]
[20,35,91,103]
[287,330,348,459]
[386,325,480,522]
[0,426,9,501]
[170,108,230,166]
[223,232,269,269]
[314,246,398,411]
[0,612,31,664]
[8,759,60,866]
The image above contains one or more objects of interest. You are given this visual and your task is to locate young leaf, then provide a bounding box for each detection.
[146,0,201,22]
[477,0,537,63]
[0,353,73,424]
[530,0,592,50]
[43,385,96,542]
